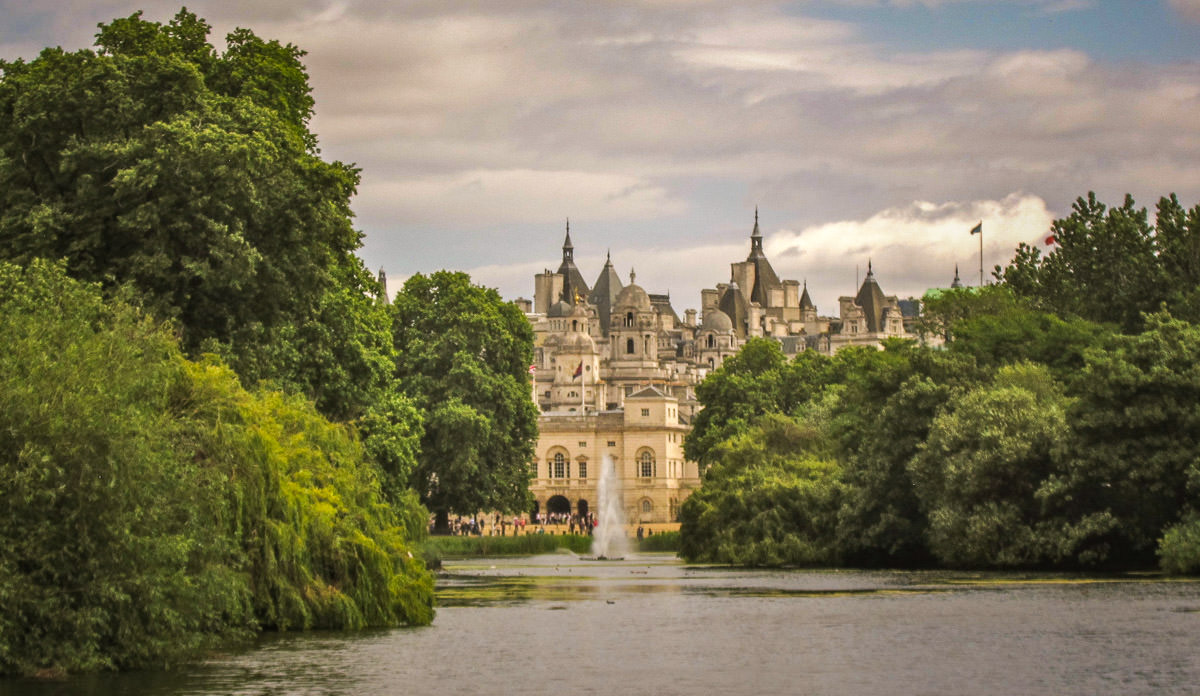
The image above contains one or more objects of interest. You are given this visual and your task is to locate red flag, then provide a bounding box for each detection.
[573,362,583,379]
[1045,234,1056,246]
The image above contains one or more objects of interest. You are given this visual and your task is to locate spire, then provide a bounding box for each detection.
[950,264,964,289]
[630,268,636,285]
[562,219,574,261]
[866,259,875,280]
[748,208,766,259]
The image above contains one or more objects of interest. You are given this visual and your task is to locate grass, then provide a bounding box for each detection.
[421,531,681,565]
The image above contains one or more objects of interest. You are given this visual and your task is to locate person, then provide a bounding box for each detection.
[637,525,644,541]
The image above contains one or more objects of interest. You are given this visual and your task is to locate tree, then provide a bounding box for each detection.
[1047,313,1200,566]
[390,271,538,530]
[679,414,845,566]
[0,9,389,420]
[909,363,1072,568]
[684,338,797,467]
[0,260,433,676]
[1154,194,1200,323]
[996,192,1165,333]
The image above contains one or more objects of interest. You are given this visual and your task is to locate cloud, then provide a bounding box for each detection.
[357,169,686,228]
[1168,0,1200,22]
[764,193,1057,310]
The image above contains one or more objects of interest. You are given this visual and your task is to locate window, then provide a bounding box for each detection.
[553,453,566,479]
[640,451,655,477]
[641,499,652,513]
[641,408,650,417]
[578,441,587,448]
[626,338,635,354]
[625,312,634,327]
[579,461,588,479]
[707,334,715,348]
[607,441,616,447]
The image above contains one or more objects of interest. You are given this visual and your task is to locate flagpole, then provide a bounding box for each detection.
[581,361,586,413]
[978,223,984,286]
[970,221,984,286]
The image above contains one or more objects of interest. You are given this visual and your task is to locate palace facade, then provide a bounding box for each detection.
[516,213,921,524]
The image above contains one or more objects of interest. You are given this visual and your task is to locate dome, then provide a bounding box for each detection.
[548,300,573,317]
[700,309,733,332]
[614,282,652,312]
[560,331,596,353]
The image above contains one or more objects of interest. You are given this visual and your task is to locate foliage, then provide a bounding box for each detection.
[996,192,1200,331]
[0,9,391,420]
[680,414,846,566]
[0,261,251,675]
[637,530,681,552]
[685,338,800,467]
[0,261,431,676]
[910,364,1072,568]
[1049,313,1200,566]
[421,534,588,562]
[1158,515,1200,575]
[390,271,539,527]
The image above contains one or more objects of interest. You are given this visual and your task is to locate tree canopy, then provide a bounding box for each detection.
[0,9,392,421]
[390,271,539,528]
[682,192,1200,572]
[0,261,432,676]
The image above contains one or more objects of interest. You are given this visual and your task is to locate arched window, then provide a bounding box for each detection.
[625,312,634,327]
[572,319,578,331]
[639,450,655,478]
[706,334,715,348]
[626,338,635,354]
[553,452,566,479]
[641,499,653,514]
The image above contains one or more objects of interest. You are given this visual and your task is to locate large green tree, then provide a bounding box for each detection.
[684,338,804,467]
[0,9,392,420]
[679,413,846,566]
[390,271,538,529]
[996,192,1200,332]
[0,261,433,676]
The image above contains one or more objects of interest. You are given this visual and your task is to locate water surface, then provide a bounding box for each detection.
[5,553,1199,695]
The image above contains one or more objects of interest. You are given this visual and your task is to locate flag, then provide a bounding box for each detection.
[1045,234,1056,246]
[970,222,982,235]
[573,362,583,379]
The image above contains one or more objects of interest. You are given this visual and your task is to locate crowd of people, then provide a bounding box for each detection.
[436,512,602,536]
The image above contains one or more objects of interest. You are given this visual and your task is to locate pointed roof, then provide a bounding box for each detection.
[556,219,590,304]
[799,280,815,311]
[745,209,782,306]
[588,250,624,335]
[627,385,672,400]
[854,260,889,333]
[718,280,749,339]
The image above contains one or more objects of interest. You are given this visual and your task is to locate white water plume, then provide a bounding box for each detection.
[591,454,629,559]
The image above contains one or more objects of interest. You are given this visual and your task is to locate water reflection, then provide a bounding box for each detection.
[4,552,1200,696]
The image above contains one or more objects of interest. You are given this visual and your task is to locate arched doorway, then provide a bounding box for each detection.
[547,495,571,526]
[530,499,540,521]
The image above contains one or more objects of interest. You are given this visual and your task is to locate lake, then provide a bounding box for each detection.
[4,552,1200,695]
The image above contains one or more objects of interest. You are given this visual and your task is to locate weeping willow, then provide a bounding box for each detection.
[0,261,433,676]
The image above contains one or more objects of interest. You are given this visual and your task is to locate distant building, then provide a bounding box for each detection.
[522,212,923,524]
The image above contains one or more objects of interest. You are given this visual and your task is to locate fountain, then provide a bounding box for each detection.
[590,454,629,560]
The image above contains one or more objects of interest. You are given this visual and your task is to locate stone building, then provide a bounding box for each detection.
[522,213,920,524]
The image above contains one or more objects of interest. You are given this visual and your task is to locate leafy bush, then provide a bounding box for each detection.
[0,261,432,676]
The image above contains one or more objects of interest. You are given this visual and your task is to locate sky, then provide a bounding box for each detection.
[3,0,1199,315]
